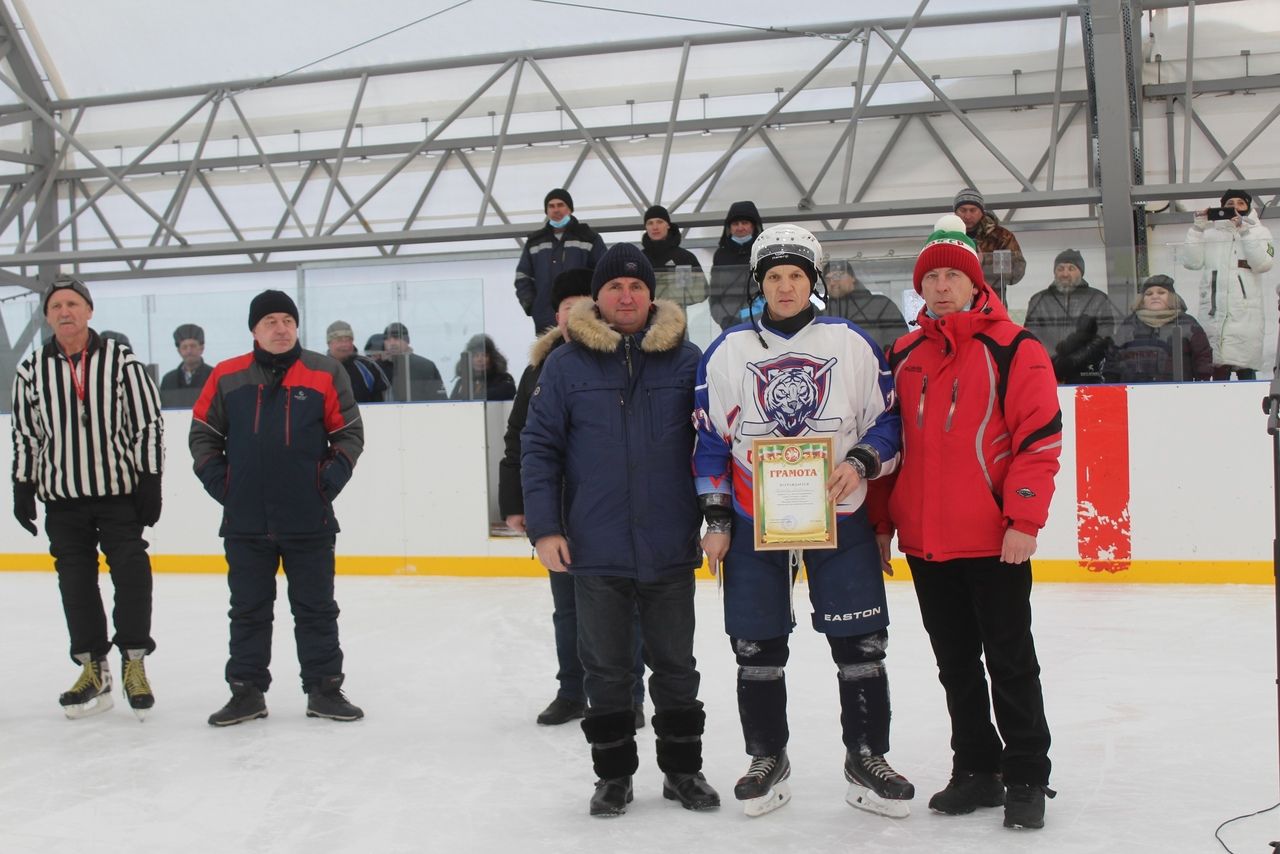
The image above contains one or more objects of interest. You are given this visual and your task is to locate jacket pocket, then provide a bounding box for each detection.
[566,379,625,443]
[645,376,695,442]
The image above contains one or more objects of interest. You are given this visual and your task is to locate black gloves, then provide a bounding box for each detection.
[517,292,534,316]
[134,472,162,527]
[319,451,353,502]
[13,481,37,536]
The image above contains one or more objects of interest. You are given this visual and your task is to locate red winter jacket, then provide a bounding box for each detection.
[882,284,1061,561]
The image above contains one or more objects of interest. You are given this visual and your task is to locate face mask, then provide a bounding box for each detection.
[548,215,571,228]
[731,233,753,245]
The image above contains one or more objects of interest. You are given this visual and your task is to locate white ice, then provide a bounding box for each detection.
[0,573,1275,854]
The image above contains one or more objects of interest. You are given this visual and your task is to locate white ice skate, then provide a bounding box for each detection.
[844,752,914,818]
[60,657,114,720]
[735,751,792,818]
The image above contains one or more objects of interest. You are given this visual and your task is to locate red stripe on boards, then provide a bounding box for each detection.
[1074,385,1131,573]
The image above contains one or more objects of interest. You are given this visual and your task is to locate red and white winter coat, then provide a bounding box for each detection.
[883,284,1062,562]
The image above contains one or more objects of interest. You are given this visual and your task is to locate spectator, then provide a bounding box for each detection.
[449,334,517,401]
[522,244,719,816]
[1024,249,1117,384]
[821,259,908,355]
[1181,188,1276,380]
[882,214,1061,830]
[11,275,164,720]
[380,322,447,402]
[192,290,365,727]
[160,323,214,408]
[498,268,648,728]
[99,330,132,348]
[694,225,910,820]
[1105,275,1212,383]
[953,188,1026,292]
[709,200,763,331]
[326,320,389,403]
[640,205,706,309]
[514,188,607,334]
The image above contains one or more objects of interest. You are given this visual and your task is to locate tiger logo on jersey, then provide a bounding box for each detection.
[743,353,839,437]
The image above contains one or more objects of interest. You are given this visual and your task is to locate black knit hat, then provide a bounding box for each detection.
[590,243,655,299]
[42,275,93,314]
[550,267,594,312]
[1140,274,1176,294]
[1221,188,1252,209]
[643,204,672,224]
[544,188,574,213]
[173,323,204,346]
[384,322,410,342]
[1054,248,1085,275]
[247,289,299,330]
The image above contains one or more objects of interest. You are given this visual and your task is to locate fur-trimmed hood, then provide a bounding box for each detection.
[527,326,564,368]
[566,298,687,354]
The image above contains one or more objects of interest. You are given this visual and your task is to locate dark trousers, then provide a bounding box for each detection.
[908,554,1051,785]
[224,536,343,693]
[1212,365,1257,381]
[45,496,154,663]
[574,573,701,718]
[549,569,644,704]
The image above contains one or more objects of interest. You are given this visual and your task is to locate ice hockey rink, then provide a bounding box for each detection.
[0,572,1272,854]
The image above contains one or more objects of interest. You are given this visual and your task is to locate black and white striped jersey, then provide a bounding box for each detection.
[11,331,164,500]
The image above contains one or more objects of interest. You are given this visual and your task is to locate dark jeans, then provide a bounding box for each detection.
[224,536,343,693]
[908,554,1051,786]
[549,569,644,704]
[45,496,154,663]
[574,573,701,718]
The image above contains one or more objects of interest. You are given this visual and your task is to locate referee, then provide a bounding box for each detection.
[11,275,165,721]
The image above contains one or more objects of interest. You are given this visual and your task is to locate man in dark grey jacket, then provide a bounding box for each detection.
[521,244,719,817]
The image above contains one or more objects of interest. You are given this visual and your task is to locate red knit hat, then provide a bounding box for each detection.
[912,214,987,293]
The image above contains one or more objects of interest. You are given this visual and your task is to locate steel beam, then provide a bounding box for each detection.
[653,40,691,206]
[477,59,524,227]
[315,73,368,237]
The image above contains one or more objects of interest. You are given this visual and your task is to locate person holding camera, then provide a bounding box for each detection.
[1181,189,1276,380]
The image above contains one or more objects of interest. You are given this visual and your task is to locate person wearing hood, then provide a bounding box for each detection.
[952,188,1026,292]
[709,200,763,330]
[1104,274,1212,383]
[639,205,706,308]
[693,225,910,820]
[879,215,1061,830]
[522,244,719,817]
[1023,249,1118,384]
[1181,188,1276,380]
[160,323,214,408]
[513,188,607,334]
[449,333,517,401]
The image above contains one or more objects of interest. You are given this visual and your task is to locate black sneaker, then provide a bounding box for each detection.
[734,750,790,800]
[208,681,268,727]
[1003,783,1056,829]
[929,770,1006,815]
[590,776,633,817]
[536,696,585,726]
[306,674,364,721]
[663,772,720,811]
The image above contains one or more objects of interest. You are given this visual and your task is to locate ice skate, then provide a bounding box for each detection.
[734,751,791,817]
[844,752,914,818]
[121,649,154,722]
[59,655,113,719]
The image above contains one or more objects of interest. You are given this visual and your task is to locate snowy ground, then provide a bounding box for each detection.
[0,573,1274,854]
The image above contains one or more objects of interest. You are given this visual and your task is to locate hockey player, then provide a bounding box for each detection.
[692,224,912,818]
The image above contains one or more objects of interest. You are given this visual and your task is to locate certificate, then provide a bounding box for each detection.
[751,437,837,551]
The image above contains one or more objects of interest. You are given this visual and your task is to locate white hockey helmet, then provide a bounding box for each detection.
[750,224,826,285]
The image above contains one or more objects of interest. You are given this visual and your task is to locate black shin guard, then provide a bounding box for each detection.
[654,707,706,774]
[830,631,891,756]
[583,710,639,779]
[733,636,790,756]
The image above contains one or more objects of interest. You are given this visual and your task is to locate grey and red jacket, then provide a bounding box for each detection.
[189,343,364,538]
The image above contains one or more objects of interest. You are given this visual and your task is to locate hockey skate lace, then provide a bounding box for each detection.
[745,755,777,782]
[123,658,151,698]
[861,756,899,782]
[69,662,102,694]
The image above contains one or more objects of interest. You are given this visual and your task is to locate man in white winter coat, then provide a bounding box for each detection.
[1181,189,1275,379]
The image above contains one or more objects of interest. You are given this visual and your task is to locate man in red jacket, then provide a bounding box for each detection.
[880,214,1061,830]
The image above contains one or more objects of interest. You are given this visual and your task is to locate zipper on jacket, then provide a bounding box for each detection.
[1238,274,1247,300]
[944,378,959,432]
[253,385,263,433]
[1209,272,1217,317]
[285,388,291,446]
[916,375,928,427]
[624,336,634,379]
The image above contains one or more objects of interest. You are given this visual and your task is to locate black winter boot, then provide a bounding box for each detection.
[654,708,720,811]
[536,696,585,725]
[1003,783,1056,829]
[929,770,1006,815]
[306,674,364,721]
[208,681,267,727]
[582,711,639,818]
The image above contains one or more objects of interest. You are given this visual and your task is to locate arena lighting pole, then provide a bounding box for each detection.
[1266,333,1280,851]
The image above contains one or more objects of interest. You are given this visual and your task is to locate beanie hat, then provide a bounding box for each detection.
[912,214,985,293]
[1140,273,1176,294]
[42,275,94,314]
[326,320,354,343]
[953,187,985,212]
[1054,248,1085,275]
[247,289,299,330]
[643,204,672,224]
[544,188,574,213]
[550,267,594,312]
[590,243,656,299]
[384,322,410,342]
[1221,188,1252,209]
[173,323,204,347]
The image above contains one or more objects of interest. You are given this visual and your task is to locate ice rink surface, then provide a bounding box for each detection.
[0,572,1274,854]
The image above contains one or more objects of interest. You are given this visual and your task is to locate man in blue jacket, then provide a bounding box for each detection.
[513,188,607,334]
[190,290,365,727]
[522,243,720,818]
